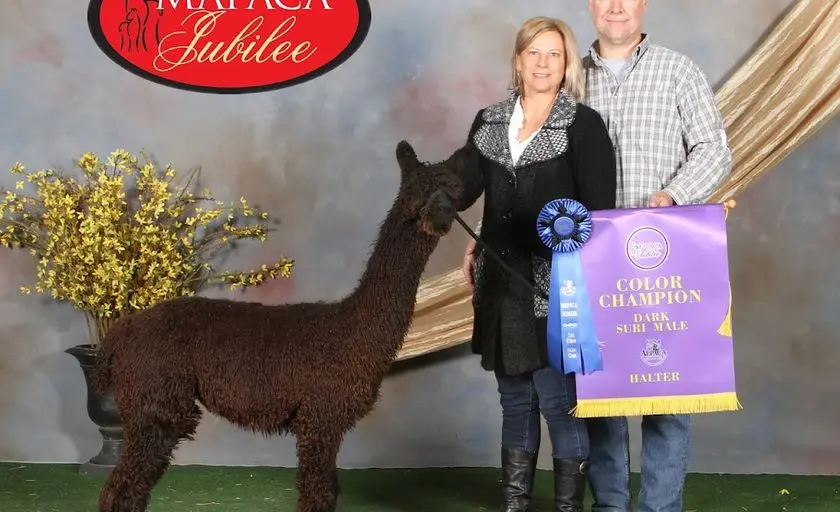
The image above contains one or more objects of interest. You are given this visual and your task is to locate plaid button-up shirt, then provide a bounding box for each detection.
[582,35,732,208]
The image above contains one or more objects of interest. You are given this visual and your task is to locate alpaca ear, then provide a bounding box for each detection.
[444,144,470,172]
[396,140,420,178]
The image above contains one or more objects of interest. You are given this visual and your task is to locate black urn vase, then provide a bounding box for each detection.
[65,344,124,476]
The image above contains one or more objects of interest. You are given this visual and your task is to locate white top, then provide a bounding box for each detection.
[508,97,540,165]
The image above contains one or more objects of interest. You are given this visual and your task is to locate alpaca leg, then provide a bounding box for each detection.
[294,428,343,512]
[99,406,201,512]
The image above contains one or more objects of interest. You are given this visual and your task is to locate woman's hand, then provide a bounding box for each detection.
[462,237,478,292]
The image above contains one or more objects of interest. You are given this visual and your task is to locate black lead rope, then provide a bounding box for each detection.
[453,213,549,300]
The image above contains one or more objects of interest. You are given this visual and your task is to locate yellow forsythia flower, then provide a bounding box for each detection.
[0,149,294,346]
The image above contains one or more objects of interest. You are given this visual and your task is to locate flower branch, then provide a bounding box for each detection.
[0,149,294,347]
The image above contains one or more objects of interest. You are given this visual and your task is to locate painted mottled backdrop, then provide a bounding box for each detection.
[1,0,837,475]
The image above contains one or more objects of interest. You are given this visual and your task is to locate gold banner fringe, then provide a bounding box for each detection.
[571,392,743,418]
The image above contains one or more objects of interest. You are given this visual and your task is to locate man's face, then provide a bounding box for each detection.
[588,0,647,46]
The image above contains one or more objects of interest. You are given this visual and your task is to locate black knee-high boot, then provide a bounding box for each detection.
[553,458,588,511]
[500,447,538,512]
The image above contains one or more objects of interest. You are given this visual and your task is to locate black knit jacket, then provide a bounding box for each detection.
[453,90,617,376]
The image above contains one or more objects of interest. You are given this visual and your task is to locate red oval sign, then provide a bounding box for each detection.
[87,0,371,93]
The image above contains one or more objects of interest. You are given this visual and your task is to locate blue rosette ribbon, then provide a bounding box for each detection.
[537,198,603,375]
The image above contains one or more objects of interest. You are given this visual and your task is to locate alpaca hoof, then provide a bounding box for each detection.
[297,503,337,512]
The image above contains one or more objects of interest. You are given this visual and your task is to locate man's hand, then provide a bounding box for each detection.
[648,191,675,207]
[462,237,477,292]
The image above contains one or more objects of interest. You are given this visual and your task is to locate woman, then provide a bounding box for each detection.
[447,16,617,511]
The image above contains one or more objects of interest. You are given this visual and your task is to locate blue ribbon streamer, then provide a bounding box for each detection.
[537,199,603,375]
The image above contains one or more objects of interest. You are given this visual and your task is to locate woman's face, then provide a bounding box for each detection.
[517,30,566,97]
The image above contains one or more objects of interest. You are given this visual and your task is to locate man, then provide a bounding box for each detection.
[462,1,731,511]
[581,1,731,511]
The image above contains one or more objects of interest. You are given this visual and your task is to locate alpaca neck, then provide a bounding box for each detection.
[347,197,438,364]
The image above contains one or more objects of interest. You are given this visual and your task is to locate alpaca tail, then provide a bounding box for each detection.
[91,328,116,395]
[91,337,115,396]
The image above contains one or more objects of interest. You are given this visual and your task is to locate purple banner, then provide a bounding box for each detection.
[570,203,741,418]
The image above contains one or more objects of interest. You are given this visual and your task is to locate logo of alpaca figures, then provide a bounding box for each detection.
[87,0,372,93]
[118,0,164,53]
[640,338,667,367]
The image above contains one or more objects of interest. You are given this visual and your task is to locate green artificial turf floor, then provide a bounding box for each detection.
[2,462,839,511]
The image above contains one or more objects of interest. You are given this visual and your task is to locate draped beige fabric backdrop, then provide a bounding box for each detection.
[397,0,840,362]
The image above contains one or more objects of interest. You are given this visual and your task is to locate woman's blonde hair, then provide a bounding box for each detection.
[509,16,585,101]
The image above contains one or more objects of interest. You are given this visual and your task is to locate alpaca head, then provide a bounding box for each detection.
[395,140,466,237]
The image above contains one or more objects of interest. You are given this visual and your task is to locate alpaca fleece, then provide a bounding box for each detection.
[90,140,469,512]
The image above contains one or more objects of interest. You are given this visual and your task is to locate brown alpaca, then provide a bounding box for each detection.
[90,140,468,512]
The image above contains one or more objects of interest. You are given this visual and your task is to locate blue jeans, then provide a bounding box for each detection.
[586,415,692,512]
[496,365,588,459]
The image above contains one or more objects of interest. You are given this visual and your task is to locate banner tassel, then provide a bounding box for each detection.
[717,199,735,337]
[717,286,733,337]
